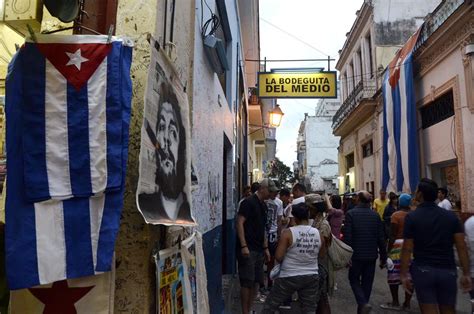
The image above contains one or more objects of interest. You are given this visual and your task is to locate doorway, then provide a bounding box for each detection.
[222,134,233,274]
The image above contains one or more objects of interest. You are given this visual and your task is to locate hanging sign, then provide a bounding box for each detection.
[258,71,337,98]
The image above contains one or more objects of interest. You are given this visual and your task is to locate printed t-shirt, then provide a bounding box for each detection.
[265,197,284,243]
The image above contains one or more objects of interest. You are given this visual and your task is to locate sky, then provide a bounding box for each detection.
[259,0,364,168]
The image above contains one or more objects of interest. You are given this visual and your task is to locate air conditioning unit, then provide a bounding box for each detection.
[203,34,229,74]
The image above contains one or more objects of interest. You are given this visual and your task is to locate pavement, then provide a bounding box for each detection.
[226,266,472,313]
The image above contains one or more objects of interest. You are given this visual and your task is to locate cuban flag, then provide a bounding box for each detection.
[5,35,132,289]
[16,35,133,202]
[382,28,421,193]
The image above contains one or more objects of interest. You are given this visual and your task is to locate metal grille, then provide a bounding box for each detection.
[420,91,454,129]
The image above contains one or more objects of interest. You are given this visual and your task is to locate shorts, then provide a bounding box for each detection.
[411,263,457,305]
[237,250,264,288]
[268,232,278,256]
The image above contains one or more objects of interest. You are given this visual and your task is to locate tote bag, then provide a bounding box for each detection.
[328,234,353,271]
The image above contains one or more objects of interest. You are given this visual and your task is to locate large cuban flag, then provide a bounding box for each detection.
[382,29,421,193]
[5,35,132,290]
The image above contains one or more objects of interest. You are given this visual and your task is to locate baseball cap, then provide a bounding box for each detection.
[305,193,323,205]
[399,193,412,207]
[260,178,278,192]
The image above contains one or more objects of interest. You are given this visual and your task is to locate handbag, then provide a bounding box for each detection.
[328,234,353,271]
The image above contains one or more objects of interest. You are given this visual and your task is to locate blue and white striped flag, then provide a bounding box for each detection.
[5,35,132,290]
[382,29,421,193]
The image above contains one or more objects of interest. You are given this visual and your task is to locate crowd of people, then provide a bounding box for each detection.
[235,178,474,314]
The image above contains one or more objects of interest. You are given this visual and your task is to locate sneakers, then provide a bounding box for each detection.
[255,291,266,303]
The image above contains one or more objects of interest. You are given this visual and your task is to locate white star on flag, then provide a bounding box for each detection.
[66,49,89,71]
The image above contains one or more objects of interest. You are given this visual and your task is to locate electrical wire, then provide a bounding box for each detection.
[260,17,330,57]
[201,0,221,38]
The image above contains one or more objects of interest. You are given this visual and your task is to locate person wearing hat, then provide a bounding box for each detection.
[306,193,333,314]
[380,193,413,311]
[236,178,275,314]
[263,203,325,313]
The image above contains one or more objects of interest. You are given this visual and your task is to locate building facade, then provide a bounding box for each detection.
[333,0,441,195]
[0,1,267,313]
[413,0,474,212]
[296,93,341,194]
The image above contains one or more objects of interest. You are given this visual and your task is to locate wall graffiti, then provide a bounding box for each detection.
[207,172,221,229]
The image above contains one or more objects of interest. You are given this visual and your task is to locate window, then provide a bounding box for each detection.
[357,49,363,83]
[362,140,373,158]
[420,91,454,129]
[366,33,373,78]
[350,62,356,91]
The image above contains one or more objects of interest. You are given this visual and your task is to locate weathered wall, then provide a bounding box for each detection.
[114,0,252,311]
[192,0,244,311]
[114,1,159,313]
[372,0,440,45]
[416,45,474,211]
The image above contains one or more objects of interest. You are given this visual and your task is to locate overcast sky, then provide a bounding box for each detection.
[259,0,364,168]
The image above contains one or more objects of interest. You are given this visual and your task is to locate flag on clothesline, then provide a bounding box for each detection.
[382,28,421,193]
[5,35,133,290]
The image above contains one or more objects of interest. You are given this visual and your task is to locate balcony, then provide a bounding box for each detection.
[332,80,377,136]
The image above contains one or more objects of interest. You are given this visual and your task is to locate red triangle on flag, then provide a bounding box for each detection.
[36,43,112,90]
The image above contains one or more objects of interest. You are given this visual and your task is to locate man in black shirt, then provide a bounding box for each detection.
[400,178,472,313]
[236,179,275,314]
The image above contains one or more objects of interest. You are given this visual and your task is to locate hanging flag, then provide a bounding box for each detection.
[18,35,132,202]
[382,28,421,193]
[9,272,114,314]
[5,35,133,290]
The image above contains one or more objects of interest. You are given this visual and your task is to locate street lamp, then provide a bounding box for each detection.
[269,105,284,128]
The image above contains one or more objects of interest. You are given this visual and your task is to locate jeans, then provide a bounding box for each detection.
[348,259,376,306]
[263,274,319,313]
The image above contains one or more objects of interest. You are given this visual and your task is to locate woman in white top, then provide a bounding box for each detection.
[263,203,327,313]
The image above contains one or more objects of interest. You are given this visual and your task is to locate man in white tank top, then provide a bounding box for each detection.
[263,203,327,313]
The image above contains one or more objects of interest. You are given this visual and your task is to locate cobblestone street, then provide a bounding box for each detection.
[227,267,472,313]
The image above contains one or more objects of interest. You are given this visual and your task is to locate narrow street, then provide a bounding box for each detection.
[227,267,472,313]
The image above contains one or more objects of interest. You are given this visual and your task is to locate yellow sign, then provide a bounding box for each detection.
[258,71,337,98]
